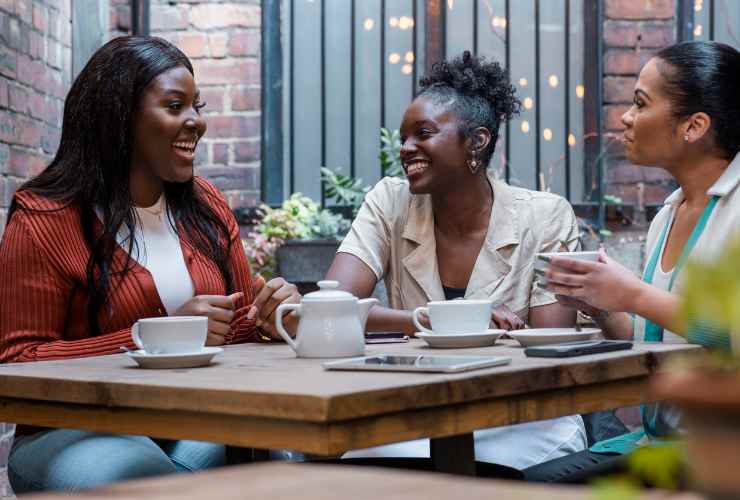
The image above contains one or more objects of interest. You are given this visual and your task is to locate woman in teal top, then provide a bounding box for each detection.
[526,41,740,482]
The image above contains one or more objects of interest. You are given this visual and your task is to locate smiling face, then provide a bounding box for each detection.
[399,96,470,195]
[131,65,206,184]
[621,58,686,167]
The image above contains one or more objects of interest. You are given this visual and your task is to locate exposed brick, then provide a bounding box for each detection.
[199,87,224,113]
[15,0,31,24]
[16,115,42,147]
[190,4,259,30]
[604,76,636,103]
[206,115,259,138]
[0,143,9,172]
[0,77,8,107]
[29,29,43,59]
[1,175,24,207]
[40,122,59,153]
[228,30,259,57]
[58,14,69,45]
[114,4,130,31]
[605,49,655,75]
[208,33,228,58]
[0,46,16,78]
[47,39,61,69]
[604,104,630,131]
[608,182,673,206]
[605,0,674,20]
[9,146,45,176]
[0,112,16,142]
[234,140,259,163]
[8,82,27,112]
[196,166,256,190]
[604,21,675,48]
[222,189,259,209]
[150,5,189,31]
[195,139,208,165]
[607,161,644,184]
[47,7,59,39]
[176,32,207,59]
[0,0,12,14]
[7,16,20,50]
[193,59,259,85]
[230,86,259,111]
[26,89,44,120]
[32,2,47,31]
[212,142,229,164]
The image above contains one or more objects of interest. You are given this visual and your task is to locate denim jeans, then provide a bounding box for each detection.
[8,429,226,493]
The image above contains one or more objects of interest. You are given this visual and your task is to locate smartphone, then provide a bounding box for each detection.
[365,332,409,344]
[524,340,632,358]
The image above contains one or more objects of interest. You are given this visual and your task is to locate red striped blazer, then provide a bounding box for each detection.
[0,177,263,363]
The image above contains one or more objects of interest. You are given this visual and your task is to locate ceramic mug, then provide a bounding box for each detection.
[131,316,208,355]
[412,300,493,335]
[535,251,600,286]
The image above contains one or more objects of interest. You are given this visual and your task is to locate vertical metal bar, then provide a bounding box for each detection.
[290,0,296,194]
[583,0,602,208]
[321,0,327,206]
[709,0,715,40]
[381,0,386,129]
[261,0,284,204]
[677,0,695,42]
[425,0,445,73]
[131,0,150,36]
[534,0,541,189]
[473,0,478,55]
[564,0,571,200]
[351,0,356,178]
[505,0,511,183]
[412,0,417,95]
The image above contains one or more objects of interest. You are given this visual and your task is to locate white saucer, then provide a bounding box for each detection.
[416,330,505,349]
[508,328,600,347]
[125,347,223,369]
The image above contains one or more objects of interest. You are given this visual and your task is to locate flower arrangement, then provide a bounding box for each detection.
[243,193,349,279]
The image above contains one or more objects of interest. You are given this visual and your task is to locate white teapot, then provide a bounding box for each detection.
[275,280,379,358]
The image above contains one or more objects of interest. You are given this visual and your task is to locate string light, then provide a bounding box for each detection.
[694,24,703,37]
[521,121,530,133]
[405,51,414,63]
[448,0,454,10]
[576,85,585,98]
[568,133,577,146]
[389,17,398,28]
[363,18,374,31]
[543,128,553,141]
[398,16,414,30]
[388,53,400,64]
[695,0,703,12]
[491,16,506,28]
[548,75,559,88]
[519,78,528,87]
[401,64,413,75]
[523,97,534,110]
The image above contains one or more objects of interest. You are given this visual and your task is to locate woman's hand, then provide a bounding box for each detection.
[544,248,645,313]
[248,277,302,339]
[173,293,244,346]
[490,304,525,330]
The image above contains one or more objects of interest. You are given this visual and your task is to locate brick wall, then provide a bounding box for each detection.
[109,1,262,211]
[0,0,71,236]
[602,0,678,207]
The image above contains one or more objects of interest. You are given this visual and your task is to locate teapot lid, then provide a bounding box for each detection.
[303,280,355,302]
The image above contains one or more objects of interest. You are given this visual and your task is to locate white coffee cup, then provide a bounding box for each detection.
[131,316,208,355]
[535,251,600,285]
[412,300,493,335]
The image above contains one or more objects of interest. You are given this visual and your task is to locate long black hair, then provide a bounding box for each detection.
[9,36,233,336]
[656,41,740,159]
[418,50,521,168]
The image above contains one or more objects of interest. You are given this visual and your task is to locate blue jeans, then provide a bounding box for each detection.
[8,429,226,493]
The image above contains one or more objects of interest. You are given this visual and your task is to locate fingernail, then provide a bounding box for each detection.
[247,306,257,320]
[537,255,552,263]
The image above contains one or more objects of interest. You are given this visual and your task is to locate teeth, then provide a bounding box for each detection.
[172,141,196,152]
[405,161,429,175]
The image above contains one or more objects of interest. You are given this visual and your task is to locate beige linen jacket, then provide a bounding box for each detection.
[337,175,580,318]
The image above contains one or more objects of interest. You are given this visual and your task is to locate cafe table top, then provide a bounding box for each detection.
[27,462,704,500]
[0,339,700,456]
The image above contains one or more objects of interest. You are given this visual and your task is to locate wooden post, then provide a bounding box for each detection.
[425,0,445,73]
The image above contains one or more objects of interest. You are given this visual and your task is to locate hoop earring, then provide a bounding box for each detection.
[467,151,480,174]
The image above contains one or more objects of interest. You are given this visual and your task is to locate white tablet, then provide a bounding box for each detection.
[322,354,511,373]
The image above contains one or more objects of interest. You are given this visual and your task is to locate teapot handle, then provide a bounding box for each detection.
[275,303,300,351]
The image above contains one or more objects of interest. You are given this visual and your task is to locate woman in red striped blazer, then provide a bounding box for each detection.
[0,37,300,493]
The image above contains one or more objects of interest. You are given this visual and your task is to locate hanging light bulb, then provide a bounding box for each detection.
[576,84,585,98]
[364,18,374,31]
[523,97,534,110]
[519,78,528,87]
[388,52,401,64]
[521,121,530,133]
[543,128,553,141]
[568,133,577,146]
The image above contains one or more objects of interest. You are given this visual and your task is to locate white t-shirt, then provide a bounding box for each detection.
[114,195,194,315]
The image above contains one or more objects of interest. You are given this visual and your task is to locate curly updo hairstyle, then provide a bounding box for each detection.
[418,50,521,168]
[655,41,740,159]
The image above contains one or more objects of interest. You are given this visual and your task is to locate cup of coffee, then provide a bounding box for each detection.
[535,251,600,285]
[131,316,208,355]
[412,300,493,335]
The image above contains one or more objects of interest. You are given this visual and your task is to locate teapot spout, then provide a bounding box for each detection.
[357,298,380,330]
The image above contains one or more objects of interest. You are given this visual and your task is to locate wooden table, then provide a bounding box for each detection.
[27,462,703,500]
[0,340,700,475]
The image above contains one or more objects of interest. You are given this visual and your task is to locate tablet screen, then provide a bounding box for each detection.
[323,354,511,373]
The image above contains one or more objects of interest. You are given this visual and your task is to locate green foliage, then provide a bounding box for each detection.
[321,127,404,215]
[627,444,685,490]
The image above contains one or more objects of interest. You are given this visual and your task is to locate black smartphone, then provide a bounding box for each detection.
[365,332,409,344]
[524,340,632,358]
